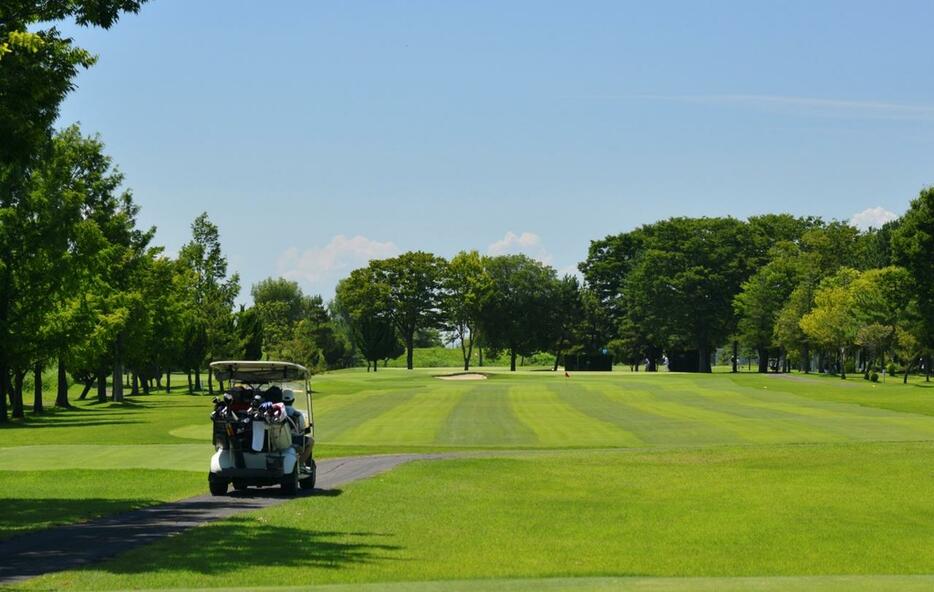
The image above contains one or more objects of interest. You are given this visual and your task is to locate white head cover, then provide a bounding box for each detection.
[282,389,295,404]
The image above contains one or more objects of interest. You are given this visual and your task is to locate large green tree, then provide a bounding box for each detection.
[893,188,934,366]
[179,213,239,394]
[374,252,446,370]
[733,242,802,372]
[481,255,558,372]
[0,2,146,420]
[442,251,493,371]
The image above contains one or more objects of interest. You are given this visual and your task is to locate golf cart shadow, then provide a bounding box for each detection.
[226,487,342,499]
[94,517,401,575]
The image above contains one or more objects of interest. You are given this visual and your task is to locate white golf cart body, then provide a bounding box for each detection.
[208,361,315,495]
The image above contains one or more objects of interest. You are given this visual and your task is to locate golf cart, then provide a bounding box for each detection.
[207,361,316,496]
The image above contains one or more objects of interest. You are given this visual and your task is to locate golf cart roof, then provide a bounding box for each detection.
[210,361,309,383]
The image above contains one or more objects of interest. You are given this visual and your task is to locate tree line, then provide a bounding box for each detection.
[582,204,934,381]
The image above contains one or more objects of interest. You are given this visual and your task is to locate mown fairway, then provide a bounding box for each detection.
[4,368,934,591]
[311,369,934,449]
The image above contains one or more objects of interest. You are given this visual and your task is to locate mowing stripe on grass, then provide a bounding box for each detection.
[0,444,209,472]
[595,386,741,447]
[338,386,466,446]
[660,383,842,444]
[510,383,641,447]
[316,388,419,444]
[708,382,934,442]
[435,383,538,447]
[119,575,934,592]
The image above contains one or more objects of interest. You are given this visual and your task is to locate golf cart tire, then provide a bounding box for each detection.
[300,460,317,490]
[232,479,248,491]
[281,465,299,496]
[209,476,228,496]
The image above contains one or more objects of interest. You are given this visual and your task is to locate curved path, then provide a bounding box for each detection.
[0,453,453,584]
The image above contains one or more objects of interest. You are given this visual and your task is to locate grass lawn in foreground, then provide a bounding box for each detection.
[0,469,205,540]
[19,442,934,590]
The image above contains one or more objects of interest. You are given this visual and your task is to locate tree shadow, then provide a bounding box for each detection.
[96,516,401,575]
[0,497,401,582]
[0,497,164,541]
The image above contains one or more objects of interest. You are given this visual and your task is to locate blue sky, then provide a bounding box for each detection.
[56,0,934,302]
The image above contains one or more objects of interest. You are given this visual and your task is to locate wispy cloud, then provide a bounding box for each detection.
[487,231,553,265]
[277,234,399,296]
[850,206,898,231]
[591,93,934,120]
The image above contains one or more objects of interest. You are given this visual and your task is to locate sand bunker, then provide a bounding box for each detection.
[436,373,488,381]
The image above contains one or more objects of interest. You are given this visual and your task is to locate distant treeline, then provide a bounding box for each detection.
[331,202,933,384]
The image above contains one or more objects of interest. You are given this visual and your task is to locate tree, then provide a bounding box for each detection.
[578,230,645,337]
[849,266,914,376]
[442,251,493,371]
[335,268,398,372]
[179,213,240,394]
[481,255,558,371]
[237,307,264,361]
[733,242,802,372]
[800,269,861,379]
[374,252,446,370]
[0,1,147,420]
[546,276,584,371]
[893,188,934,356]
[623,217,754,372]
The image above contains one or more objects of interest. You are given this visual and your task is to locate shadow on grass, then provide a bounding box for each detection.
[93,516,401,575]
[0,497,161,541]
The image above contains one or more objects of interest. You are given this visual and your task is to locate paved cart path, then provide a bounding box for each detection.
[0,453,453,584]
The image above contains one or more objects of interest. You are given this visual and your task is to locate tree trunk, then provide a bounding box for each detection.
[839,347,847,379]
[373,359,378,372]
[757,347,768,373]
[131,372,140,395]
[113,334,124,402]
[12,370,25,418]
[97,373,107,402]
[0,362,7,424]
[478,344,484,367]
[166,370,171,393]
[698,347,711,373]
[33,361,43,414]
[78,381,92,400]
[142,373,150,395]
[208,366,214,395]
[731,340,738,373]
[510,349,517,372]
[187,371,193,393]
[194,368,202,391]
[646,356,657,372]
[56,358,70,408]
[405,334,414,370]
[802,343,810,373]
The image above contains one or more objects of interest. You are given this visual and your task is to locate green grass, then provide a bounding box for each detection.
[4,368,934,590]
[0,469,205,540]
[20,443,934,590]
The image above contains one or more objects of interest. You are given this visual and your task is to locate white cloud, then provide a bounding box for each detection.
[277,234,399,294]
[487,231,553,265]
[601,94,934,121]
[849,207,898,231]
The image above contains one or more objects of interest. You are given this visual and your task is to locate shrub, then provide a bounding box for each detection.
[887,363,898,376]
[870,372,880,383]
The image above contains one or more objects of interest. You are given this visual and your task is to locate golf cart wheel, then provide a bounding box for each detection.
[281,465,299,496]
[232,479,248,491]
[299,460,317,490]
[208,475,228,496]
